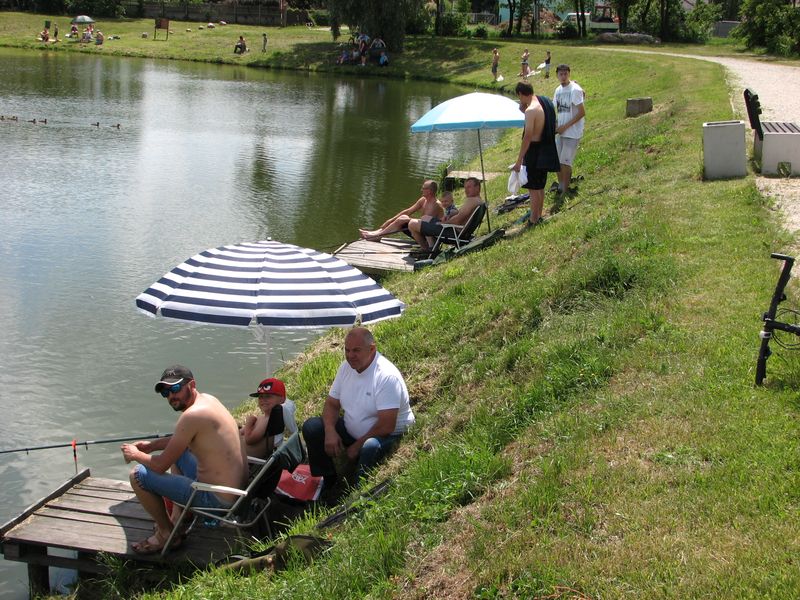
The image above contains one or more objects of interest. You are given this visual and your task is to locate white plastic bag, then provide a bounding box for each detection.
[507,165,528,194]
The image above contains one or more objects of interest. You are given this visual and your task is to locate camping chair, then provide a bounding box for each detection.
[160,431,305,557]
[429,201,487,257]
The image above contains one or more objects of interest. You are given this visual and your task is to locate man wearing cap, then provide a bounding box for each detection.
[241,377,287,458]
[302,327,414,492]
[121,365,247,555]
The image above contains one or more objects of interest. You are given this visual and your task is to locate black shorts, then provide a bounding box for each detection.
[419,219,443,237]
[524,168,549,191]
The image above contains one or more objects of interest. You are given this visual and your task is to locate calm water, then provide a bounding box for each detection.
[0,48,502,596]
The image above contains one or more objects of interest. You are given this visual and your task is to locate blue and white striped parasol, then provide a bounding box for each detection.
[136,240,405,329]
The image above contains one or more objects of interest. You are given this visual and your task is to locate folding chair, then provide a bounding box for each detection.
[161,431,305,557]
[429,202,487,256]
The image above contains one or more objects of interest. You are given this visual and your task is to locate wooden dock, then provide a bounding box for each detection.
[444,170,502,189]
[0,469,243,597]
[333,237,425,275]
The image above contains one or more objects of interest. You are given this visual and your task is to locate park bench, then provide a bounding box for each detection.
[743,88,800,176]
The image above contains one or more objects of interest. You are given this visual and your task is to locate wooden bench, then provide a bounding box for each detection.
[744,88,800,176]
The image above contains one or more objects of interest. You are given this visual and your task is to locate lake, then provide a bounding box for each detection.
[0,47,501,597]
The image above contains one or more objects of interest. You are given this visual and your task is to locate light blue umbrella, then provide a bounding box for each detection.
[411,92,525,229]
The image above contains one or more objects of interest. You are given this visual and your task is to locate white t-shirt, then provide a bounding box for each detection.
[554,80,585,139]
[329,352,414,439]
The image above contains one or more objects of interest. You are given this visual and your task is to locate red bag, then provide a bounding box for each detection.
[275,464,323,502]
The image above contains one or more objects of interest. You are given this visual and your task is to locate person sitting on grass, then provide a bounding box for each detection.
[94,30,104,45]
[234,36,247,54]
[302,327,414,497]
[378,51,389,67]
[39,27,49,42]
[359,179,443,241]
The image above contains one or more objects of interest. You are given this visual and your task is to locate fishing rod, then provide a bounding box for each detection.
[0,433,172,456]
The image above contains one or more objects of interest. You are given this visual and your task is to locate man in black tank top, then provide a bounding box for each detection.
[512,81,560,227]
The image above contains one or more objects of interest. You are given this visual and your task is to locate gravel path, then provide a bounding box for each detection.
[598,49,800,235]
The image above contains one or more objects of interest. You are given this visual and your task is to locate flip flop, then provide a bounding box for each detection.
[131,530,184,555]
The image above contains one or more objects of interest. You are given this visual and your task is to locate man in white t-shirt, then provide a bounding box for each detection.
[553,64,586,195]
[302,327,414,493]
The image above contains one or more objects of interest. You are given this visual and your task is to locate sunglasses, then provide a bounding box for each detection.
[159,380,186,398]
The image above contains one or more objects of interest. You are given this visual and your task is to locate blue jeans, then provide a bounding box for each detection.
[133,449,232,509]
[302,416,402,482]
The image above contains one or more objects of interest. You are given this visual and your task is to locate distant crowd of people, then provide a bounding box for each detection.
[336,32,389,67]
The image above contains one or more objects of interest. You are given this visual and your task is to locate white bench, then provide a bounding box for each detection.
[744,89,800,176]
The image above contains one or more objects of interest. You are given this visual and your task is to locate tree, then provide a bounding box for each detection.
[327,0,427,50]
[502,0,518,35]
[734,0,800,55]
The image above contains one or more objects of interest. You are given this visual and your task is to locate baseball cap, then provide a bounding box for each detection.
[154,365,194,393]
[249,377,286,399]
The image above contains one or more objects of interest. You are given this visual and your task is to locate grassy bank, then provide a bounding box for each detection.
[160,45,798,599]
[6,11,799,598]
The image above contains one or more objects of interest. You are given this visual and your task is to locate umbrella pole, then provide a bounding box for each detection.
[265,326,271,376]
[477,130,492,232]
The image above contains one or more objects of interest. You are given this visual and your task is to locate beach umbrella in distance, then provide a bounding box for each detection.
[411,91,526,229]
[70,15,95,24]
[135,239,405,374]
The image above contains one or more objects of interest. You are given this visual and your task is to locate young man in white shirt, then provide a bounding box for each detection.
[553,64,586,195]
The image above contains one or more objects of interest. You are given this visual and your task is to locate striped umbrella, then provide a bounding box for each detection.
[136,240,405,371]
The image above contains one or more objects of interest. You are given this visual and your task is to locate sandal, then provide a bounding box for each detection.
[131,529,184,555]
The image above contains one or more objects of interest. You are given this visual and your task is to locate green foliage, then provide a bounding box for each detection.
[308,9,329,27]
[474,23,489,38]
[555,19,579,39]
[327,0,427,50]
[733,0,800,56]
[683,0,722,42]
[439,11,468,36]
[405,4,433,35]
[65,0,125,18]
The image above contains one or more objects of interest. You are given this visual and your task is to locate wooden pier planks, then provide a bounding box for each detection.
[1,469,245,596]
[333,237,421,274]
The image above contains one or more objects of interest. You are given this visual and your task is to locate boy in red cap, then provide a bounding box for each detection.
[241,377,287,458]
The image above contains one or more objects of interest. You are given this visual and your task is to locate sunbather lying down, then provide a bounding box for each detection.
[359,179,443,241]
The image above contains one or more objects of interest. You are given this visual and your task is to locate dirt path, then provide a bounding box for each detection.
[598,48,800,235]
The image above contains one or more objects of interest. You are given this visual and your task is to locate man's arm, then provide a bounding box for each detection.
[322,395,344,457]
[556,102,585,135]
[121,414,196,473]
[380,197,423,229]
[346,408,399,461]
[513,107,540,172]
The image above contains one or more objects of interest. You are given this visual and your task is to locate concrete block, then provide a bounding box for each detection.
[626,97,653,117]
[703,120,747,180]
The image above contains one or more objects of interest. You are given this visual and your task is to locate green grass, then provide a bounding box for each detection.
[7,10,799,599]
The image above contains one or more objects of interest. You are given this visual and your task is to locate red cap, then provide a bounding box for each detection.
[249,377,286,399]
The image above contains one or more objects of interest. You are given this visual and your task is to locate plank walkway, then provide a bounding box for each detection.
[0,469,244,597]
[333,237,425,275]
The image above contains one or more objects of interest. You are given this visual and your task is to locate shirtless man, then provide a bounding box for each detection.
[407,177,484,251]
[512,82,560,226]
[359,179,443,240]
[121,365,247,555]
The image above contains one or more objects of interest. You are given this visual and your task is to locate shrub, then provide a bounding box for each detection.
[440,11,467,37]
[555,20,578,39]
[309,10,329,27]
[474,23,489,39]
[405,6,432,35]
